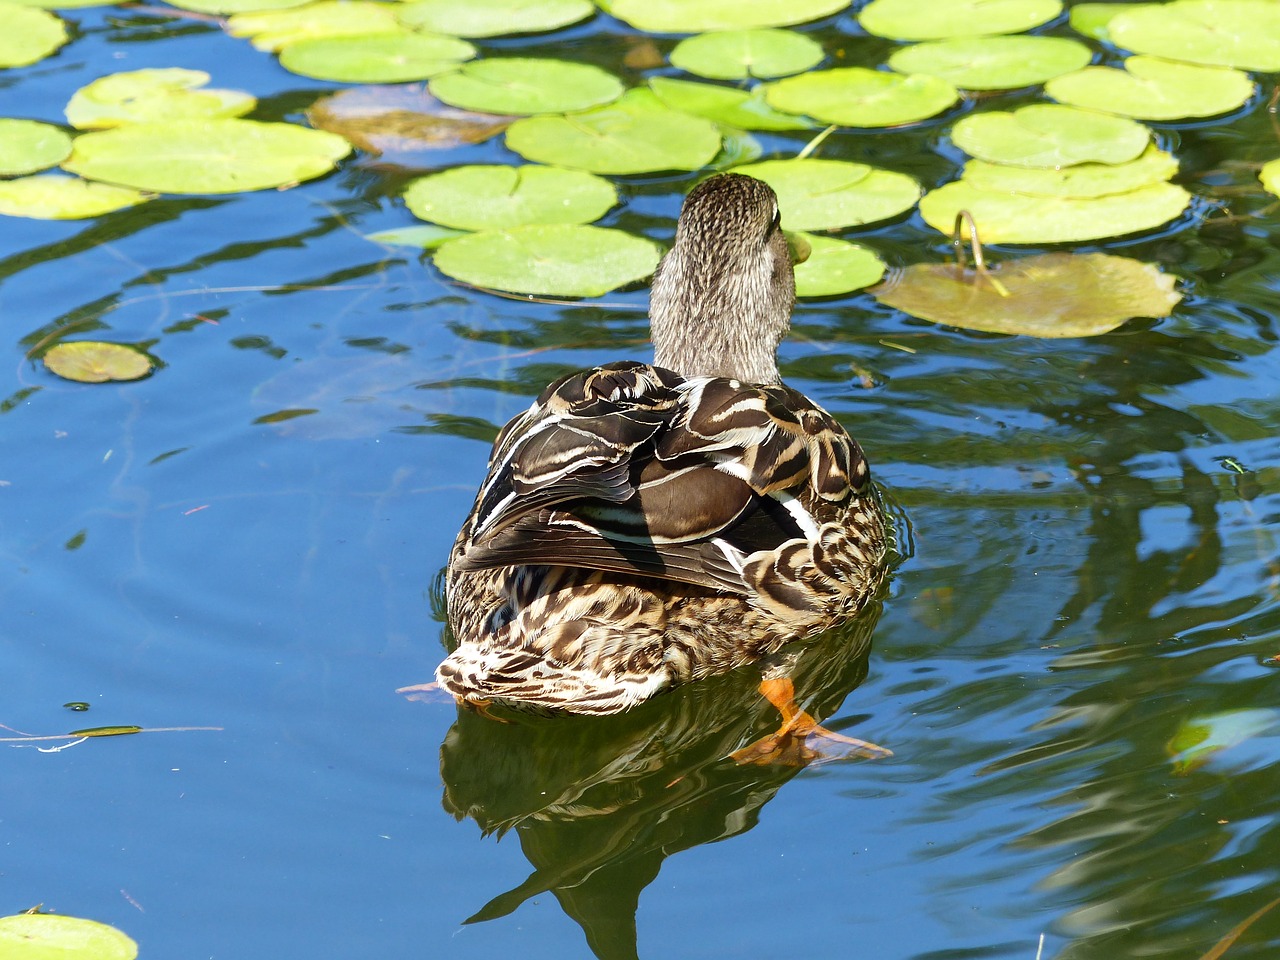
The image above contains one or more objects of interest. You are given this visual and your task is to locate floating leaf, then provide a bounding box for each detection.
[63,119,351,194]
[166,0,312,13]
[0,2,67,68]
[1109,0,1280,72]
[1167,708,1280,774]
[71,724,144,736]
[433,224,660,297]
[919,179,1190,243]
[962,145,1178,198]
[506,89,721,174]
[859,0,1062,40]
[6,0,116,7]
[404,164,616,230]
[669,28,824,80]
[793,234,885,297]
[65,68,256,130]
[366,223,468,248]
[227,1,402,52]
[762,67,958,128]
[887,35,1091,91]
[734,158,921,231]
[428,58,623,116]
[394,0,593,37]
[305,85,512,157]
[951,104,1150,168]
[1068,2,1144,41]
[1261,158,1280,199]
[873,253,1180,337]
[0,118,71,176]
[279,32,476,84]
[650,76,813,131]
[43,341,154,382]
[0,914,137,960]
[0,174,151,219]
[600,0,848,32]
[1045,56,1254,122]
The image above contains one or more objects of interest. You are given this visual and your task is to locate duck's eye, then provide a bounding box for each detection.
[769,208,781,232]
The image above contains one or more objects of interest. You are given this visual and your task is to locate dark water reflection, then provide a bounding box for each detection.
[439,611,882,960]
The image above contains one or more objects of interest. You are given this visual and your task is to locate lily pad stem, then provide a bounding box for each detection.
[952,209,1009,297]
[795,124,836,161]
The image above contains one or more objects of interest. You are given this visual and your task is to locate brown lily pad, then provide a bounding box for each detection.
[305,84,513,159]
[872,252,1180,337]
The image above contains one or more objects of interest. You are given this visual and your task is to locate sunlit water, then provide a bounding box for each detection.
[4,6,1280,960]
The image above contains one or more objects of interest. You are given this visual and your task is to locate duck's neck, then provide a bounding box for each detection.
[649,236,794,385]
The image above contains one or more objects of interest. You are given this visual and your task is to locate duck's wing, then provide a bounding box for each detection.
[454,364,870,594]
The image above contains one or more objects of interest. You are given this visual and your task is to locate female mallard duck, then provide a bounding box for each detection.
[437,173,889,750]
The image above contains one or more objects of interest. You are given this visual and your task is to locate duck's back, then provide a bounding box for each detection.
[438,360,888,715]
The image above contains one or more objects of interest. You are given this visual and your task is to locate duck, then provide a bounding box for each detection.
[436,173,890,759]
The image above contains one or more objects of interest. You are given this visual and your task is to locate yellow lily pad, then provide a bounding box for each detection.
[404,164,616,230]
[278,31,476,84]
[859,0,1062,40]
[872,253,1181,337]
[669,28,824,80]
[63,119,352,195]
[65,68,256,130]
[600,0,848,32]
[0,913,137,960]
[394,0,593,37]
[0,118,71,175]
[429,58,623,116]
[961,145,1178,199]
[887,35,1091,91]
[433,224,660,297]
[1045,56,1255,122]
[0,174,151,219]
[919,179,1190,244]
[650,76,813,131]
[1109,0,1280,72]
[43,341,155,382]
[227,1,402,52]
[1261,158,1280,198]
[763,66,958,128]
[0,2,67,68]
[793,234,886,298]
[951,104,1150,168]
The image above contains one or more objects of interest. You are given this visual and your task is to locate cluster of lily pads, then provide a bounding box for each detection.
[3,0,1280,381]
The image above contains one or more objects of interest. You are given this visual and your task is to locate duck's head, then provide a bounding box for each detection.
[650,173,794,385]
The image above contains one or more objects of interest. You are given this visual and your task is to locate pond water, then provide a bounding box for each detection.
[4,4,1280,959]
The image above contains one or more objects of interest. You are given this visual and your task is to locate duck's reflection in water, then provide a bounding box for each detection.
[439,605,886,960]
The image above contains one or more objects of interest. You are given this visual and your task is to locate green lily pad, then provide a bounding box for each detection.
[506,90,721,174]
[650,76,813,131]
[428,58,623,116]
[0,174,151,219]
[43,341,155,382]
[63,119,351,194]
[1109,0,1280,72]
[279,32,476,84]
[793,234,885,297]
[951,104,1150,168]
[962,145,1178,198]
[404,164,616,230]
[0,3,67,68]
[599,0,848,32]
[0,913,137,960]
[859,0,1062,40]
[887,35,1091,91]
[0,118,71,175]
[166,0,312,13]
[6,0,117,7]
[394,0,594,37]
[65,68,256,130]
[1045,56,1254,122]
[1262,158,1280,198]
[919,179,1191,243]
[734,157,921,231]
[762,67,958,128]
[1167,708,1280,775]
[433,224,660,297]
[873,253,1180,337]
[669,28,824,80]
[1068,2,1144,41]
[367,223,468,248]
[227,1,403,52]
